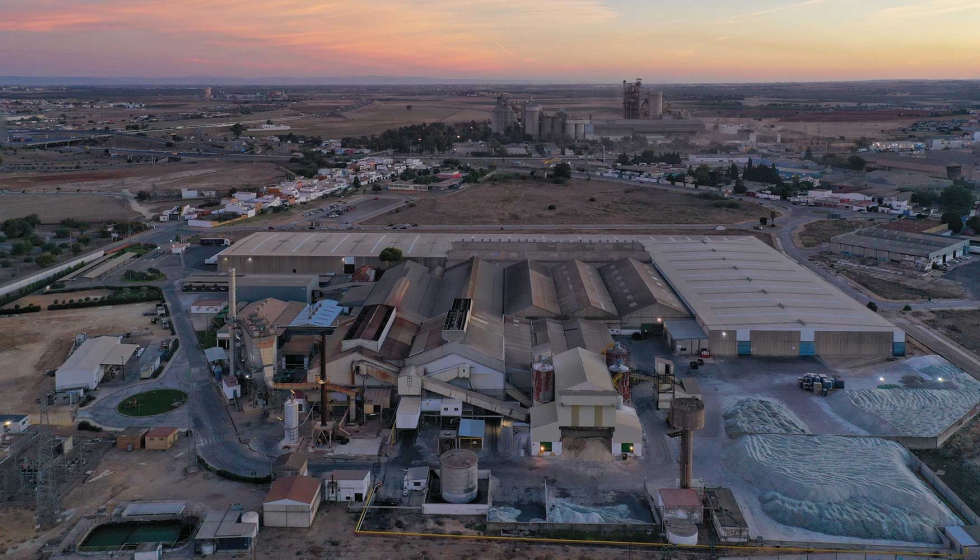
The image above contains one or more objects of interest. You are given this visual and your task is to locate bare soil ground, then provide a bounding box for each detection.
[366,180,768,226]
[915,413,980,516]
[798,219,865,248]
[286,98,495,137]
[0,302,165,419]
[0,195,138,223]
[840,269,966,301]
[917,309,980,356]
[0,162,285,196]
[0,508,36,556]
[0,289,113,311]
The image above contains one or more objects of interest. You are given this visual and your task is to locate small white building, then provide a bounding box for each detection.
[404,466,429,493]
[171,243,190,254]
[222,376,240,400]
[322,470,371,502]
[655,487,704,524]
[0,414,30,434]
[191,298,227,314]
[55,337,139,391]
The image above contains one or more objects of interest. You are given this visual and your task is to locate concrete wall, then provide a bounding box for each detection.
[0,250,105,297]
[621,304,690,328]
[262,502,319,528]
[708,330,737,355]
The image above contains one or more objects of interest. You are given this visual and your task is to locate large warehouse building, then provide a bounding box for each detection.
[217,232,905,358]
[830,228,971,270]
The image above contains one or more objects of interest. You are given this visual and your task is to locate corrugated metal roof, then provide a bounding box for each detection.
[664,319,708,340]
[553,348,615,394]
[122,501,186,517]
[598,258,689,316]
[288,299,344,329]
[832,228,966,258]
[551,260,618,318]
[458,418,485,439]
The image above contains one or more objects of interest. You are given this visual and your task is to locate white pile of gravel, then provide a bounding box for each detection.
[546,498,646,524]
[725,435,958,543]
[828,388,980,437]
[488,506,523,523]
[724,398,810,437]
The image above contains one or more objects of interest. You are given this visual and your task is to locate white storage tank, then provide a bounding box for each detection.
[665,519,698,545]
[242,511,260,531]
[440,449,478,504]
[524,105,542,137]
[284,397,300,444]
[532,360,555,405]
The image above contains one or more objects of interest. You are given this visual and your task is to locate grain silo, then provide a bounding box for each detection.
[573,121,587,141]
[551,115,565,139]
[532,360,555,405]
[649,91,664,119]
[564,119,576,140]
[440,449,478,503]
[540,115,554,139]
[524,104,542,137]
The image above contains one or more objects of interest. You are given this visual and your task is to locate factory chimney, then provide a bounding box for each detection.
[669,398,705,488]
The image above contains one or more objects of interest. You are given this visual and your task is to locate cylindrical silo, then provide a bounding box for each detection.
[564,119,575,139]
[524,105,542,138]
[540,115,553,139]
[241,511,260,533]
[284,397,300,444]
[552,116,564,139]
[439,449,478,504]
[574,122,586,141]
[440,449,478,504]
[532,360,555,405]
[651,91,664,119]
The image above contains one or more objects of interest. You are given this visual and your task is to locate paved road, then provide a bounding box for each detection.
[889,314,980,379]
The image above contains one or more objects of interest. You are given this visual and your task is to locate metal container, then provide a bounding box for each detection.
[440,449,478,504]
[284,397,300,444]
[669,398,706,431]
[532,360,555,405]
[242,511,260,532]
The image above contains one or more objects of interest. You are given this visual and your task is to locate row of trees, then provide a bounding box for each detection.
[342,121,493,154]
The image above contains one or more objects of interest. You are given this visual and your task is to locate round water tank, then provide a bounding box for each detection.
[665,519,698,545]
[532,361,555,405]
[669,398,705,431]
[241,511,260,530]
[440,449,478,504]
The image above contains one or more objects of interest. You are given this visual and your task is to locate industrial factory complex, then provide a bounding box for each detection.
[491,78,705,140]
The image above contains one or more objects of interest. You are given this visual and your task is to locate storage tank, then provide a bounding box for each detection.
[665,519,698,545]
[532,360,555,405]
[564,120,575,139]
[574,122,586,141]
[650,91,664,119]
[670,398,705,488]
[552,116,565,139]
[284,397,300,445]
[440,449,478,504]
[524,105,542,137]
[540,115,554,139]
[241,511,260,532]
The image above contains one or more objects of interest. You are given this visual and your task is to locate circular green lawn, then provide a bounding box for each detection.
[117,389,188,417]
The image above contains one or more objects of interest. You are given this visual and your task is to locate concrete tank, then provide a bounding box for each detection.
[552,116,565,139]
[524,105,542,137]
[650,91,664,119]
[532,361,555,405]
[540,115,553,139]
[564,120,575,139]
[440,449,478,504]
[669,398,705,430]
[665,519,698,545]
[284,397,300,445]
[574,122,586,141]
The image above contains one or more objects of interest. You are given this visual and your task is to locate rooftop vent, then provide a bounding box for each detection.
[443,298,472,333]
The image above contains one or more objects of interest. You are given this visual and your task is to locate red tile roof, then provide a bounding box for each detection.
[264,475,320,505]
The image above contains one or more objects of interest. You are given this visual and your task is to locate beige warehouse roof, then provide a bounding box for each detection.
[646,236,899,332]
[58,337,138,373]
[553,347,615,394]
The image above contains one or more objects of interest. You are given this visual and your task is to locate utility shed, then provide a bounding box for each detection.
[654,487,703,524]
[457,418,486,450]
[322,470,371,502]
[404,466,430,493]
[116,427,148,450]
[271,452,308,480]
[664,319,709,355]
[263,475,322,528]
[195,508,258,554]
[144,427,179,450]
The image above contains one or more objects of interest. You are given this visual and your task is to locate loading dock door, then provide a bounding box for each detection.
[344,256,356,274]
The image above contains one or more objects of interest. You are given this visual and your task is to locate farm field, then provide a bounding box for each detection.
[0,194,138,222]
[366,180,768,226]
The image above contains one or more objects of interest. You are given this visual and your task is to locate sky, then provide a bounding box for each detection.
[0,0,978,82]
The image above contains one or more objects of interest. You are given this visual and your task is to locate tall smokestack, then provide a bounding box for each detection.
[228,268,237,380]
[320,334,328,427]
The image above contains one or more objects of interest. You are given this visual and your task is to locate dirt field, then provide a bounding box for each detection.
[0,289,113,311]
[797,219,866,248]
[367,180,768,226]
[0,162,285,196]
[0,195,138,223]
[841,269,966,301]
[915,413,980,516]
[918,309,980,356]
[0,302,165,417]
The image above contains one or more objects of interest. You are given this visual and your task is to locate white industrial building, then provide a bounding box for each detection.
[321,470,371,502]
[0,414,30,434]
[529,348,643,458]
[55,336,139,391]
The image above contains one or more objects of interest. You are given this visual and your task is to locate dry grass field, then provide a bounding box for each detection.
[367,180,768,226]
[798,219,867,248]
[0,302,164,413]
[919,309,980,356]
[0,195,138,222]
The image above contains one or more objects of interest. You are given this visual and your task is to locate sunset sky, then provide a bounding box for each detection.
[1,0,978,82]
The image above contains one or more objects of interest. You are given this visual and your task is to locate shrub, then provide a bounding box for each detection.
[548,204,557,210]
[903,305,912,311]
[77,420,102,431]
[589,197,596,202]
[867,301,879,312]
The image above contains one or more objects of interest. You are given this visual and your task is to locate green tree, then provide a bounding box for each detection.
[941,212,964,234]
[230,123,246,137]
[616,152,629,165]
[23,214,41,229]
[379,247,403,268]
[760,217,768,227]
[867,301,878,312]
[939,185,976,217]
[136,190,151,201]
[966,215,980,233]
[552,162,572,180]
[733,179,747,195]
[372,184,382,192]
[352,177,362,189]
[847,155,866,171]
[11,241,32,256]
[54,226,72,239]
[35,253,57,268]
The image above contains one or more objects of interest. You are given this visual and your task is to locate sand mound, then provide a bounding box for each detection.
[488,506,522,522]
[559,438,613,463]
[828,388,980,437]
[724,398,810,437]
[547,499,645,524]
[726,435,958,543]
